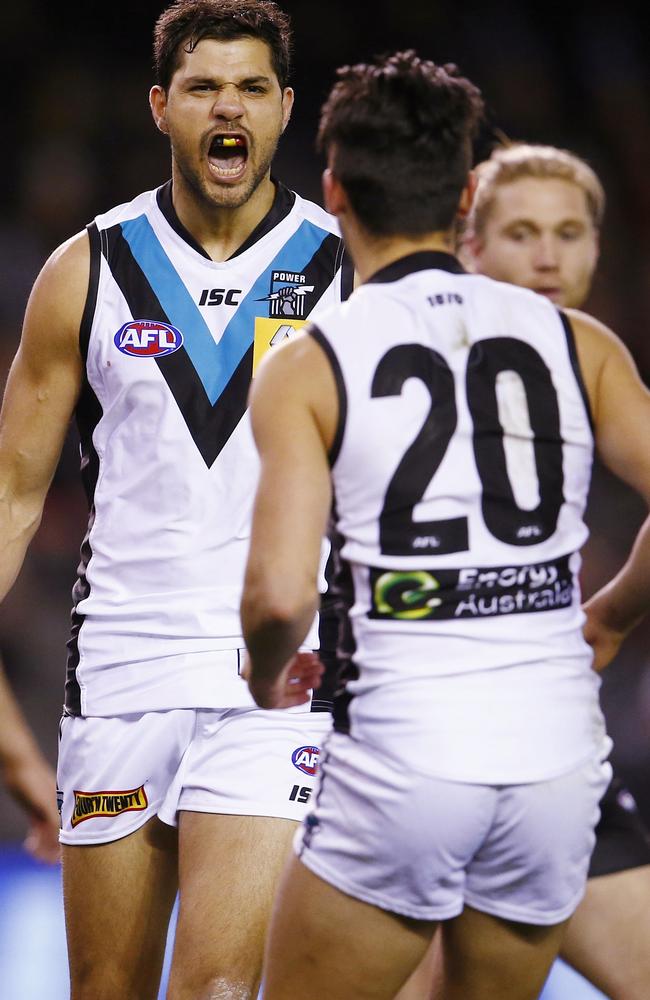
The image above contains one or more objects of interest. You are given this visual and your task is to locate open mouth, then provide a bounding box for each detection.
[207,133,249,179]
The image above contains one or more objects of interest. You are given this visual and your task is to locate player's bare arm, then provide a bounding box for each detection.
[241,331,337,707]
[0,663,60,863]
[0,233,87,601]
[571,308,650,668]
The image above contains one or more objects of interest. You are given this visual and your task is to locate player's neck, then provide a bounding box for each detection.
[170,170,277,261]
[349,229,456,283]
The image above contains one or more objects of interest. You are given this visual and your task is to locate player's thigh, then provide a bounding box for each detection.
[395,932,441,1000]
[264,854,435,1000]
[58,710,192,997]
[560,864,650,1000]
[173,811,297,965]
[63,816,178,1000]
[167,705,330,995]
[434,906,568,1000]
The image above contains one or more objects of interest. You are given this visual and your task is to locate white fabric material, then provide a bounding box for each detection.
[58,701,332,845]
[297,731,612,924]
[316,263,608,782]
[73,187,342,715]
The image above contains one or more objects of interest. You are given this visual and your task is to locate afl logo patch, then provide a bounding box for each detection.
[114,320,183,358]
[292,745,320,777]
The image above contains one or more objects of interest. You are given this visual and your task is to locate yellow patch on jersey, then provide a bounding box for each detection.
[253,318,307,375]
[71,784,148,827]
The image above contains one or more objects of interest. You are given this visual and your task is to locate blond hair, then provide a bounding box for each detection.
[468,143,605,239]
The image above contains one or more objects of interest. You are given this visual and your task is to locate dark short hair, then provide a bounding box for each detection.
[153,0,292,91]
[318,51,484,236]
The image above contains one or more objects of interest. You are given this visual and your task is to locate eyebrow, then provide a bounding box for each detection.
[183,74,273,87]
[503,217,586,229]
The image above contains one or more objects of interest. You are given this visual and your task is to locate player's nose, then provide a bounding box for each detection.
[533,235,559,270]
[211,84,245,119]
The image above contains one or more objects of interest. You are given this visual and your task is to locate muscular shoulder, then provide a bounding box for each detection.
[23,230,90,360]
[565,308,637,423]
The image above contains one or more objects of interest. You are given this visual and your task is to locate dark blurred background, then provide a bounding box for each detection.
[0,0,649,846]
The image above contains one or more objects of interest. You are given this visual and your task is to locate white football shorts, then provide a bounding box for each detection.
[58,702,331,845]
[296,731,611,925]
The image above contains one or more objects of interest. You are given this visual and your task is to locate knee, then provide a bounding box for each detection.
[166,969,258,1000]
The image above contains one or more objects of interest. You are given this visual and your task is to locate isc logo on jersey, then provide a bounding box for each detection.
[114,320,184,357]
[292,745,320,777]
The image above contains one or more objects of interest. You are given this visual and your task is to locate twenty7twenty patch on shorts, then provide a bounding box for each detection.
[71,785,149,828]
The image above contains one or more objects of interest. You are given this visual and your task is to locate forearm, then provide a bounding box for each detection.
[585,511,650,635]
[0,492,44,602]
[242,591,319,684]
[0,666,45,766]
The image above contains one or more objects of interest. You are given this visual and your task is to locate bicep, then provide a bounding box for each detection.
[247,344,332,586]
[584,326,650,503]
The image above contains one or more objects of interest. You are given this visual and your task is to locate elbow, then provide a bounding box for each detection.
[241,575,318,635]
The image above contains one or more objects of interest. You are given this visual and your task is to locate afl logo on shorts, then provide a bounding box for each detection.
[292,745,320,777]
[114,320,184,357]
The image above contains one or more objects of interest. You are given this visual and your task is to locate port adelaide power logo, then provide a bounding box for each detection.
[114,320,184,358]
[252,269,315,376]
[258,270,315,319]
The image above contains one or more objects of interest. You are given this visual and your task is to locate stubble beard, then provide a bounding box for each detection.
[173,137,278,213]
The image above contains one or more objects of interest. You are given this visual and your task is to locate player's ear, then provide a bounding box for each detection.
[281,87,294,133]
[457,170,478,219]
[322,169,347,217]
[150,85,169,135]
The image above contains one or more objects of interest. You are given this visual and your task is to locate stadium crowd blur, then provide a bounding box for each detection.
[0,1,649,842]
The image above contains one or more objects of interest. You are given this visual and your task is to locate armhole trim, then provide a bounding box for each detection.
[559,309,595,434]
[79,222,101,361]
[308,324,347,467]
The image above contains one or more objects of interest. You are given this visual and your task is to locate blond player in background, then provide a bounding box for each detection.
[459,143,650,1000]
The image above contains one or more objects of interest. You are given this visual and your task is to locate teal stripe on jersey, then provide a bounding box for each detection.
[120,214,331,405]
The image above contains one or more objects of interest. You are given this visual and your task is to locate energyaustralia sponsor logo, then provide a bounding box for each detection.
[71,784,148,827]
[369,554,575,621]
[114,320,184,357]
[291,745,320,777]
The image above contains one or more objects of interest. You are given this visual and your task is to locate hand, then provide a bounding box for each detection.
[582,600,627,672]
[2,755,61,864]
[243,650,324,709]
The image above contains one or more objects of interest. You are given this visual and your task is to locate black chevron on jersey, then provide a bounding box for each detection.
[103,222,342,467]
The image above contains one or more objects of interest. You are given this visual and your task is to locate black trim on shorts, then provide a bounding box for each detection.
[298,744,332,856]
[307,324,347,467]
[558,309,595,434]
[589,775,650,878]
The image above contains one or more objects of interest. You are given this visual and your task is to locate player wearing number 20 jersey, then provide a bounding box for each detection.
[317,252,608,784]
[242,54,644,999]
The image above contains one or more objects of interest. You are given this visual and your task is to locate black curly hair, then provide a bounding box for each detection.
[154,0,292,91]
[318,51,484,236]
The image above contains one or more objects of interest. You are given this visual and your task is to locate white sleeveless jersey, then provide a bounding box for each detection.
[312,251,608,783]
[67,182,348,717]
